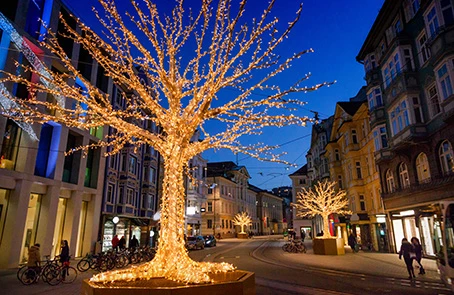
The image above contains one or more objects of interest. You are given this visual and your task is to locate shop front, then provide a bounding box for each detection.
[389,207,441,257]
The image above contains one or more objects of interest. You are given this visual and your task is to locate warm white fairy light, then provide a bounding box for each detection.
[293,180,351,239]
[0,0,333,284]
[233,212,252,234]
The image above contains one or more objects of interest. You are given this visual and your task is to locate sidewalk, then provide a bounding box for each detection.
[277,237,441,282]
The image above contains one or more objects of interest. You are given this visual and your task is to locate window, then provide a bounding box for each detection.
[126,188,134,205]
[222,219,225,228]
[441,0,454,27]
[207,202,212,212]
[147,195,154,209]
[399,163,410,189]
[428,84,441,118]
[359,195,366,211]
[344,132,349,147]
[207,219,212,229]
[417,31,430,65]
[426,5,440,37]
[416,153,431,183]
[367,87,383,110]
[389,100,410,135]
[364,54,376,72]
[352,130,358,144]
[119,187,124,203]
[412,97,423,123]
[107,185,113,203]
[437,63,453,100]
[356,161,362,179]
[121,154,127,172]
[338,175,343,189]
[383,52,402,88]
[386,170,395,193]
[129,156,137,174]
[439,140,454,175]
[335,149,340,161]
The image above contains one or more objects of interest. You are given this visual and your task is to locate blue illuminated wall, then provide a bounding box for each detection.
[35,121,61,178]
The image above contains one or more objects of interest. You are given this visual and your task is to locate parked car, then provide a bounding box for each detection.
[186,236,205,250]
[203,235,217,247]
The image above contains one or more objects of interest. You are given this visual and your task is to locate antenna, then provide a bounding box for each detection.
[310,110,319,122]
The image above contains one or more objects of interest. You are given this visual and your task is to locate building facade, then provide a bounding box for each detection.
[0,0,105,267]
[357,0,454,255]
[288,165,313,239]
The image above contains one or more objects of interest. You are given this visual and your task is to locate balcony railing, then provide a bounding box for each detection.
[382,173,454,199]
[384,71,419,107]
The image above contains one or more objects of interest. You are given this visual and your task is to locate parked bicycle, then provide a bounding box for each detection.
[46,259,77,285]
[282,240,307,253]
[17,255,60,285]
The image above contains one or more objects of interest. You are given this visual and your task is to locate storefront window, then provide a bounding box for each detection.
[445,204,454,267]
[20,194,42,263]
[52,198,67,258]
[0,120,21,170]
[103,221,114,252]
[392,219,405,251]
[420,216,435,256]
[0,189,10,246]
[76,201,88,257]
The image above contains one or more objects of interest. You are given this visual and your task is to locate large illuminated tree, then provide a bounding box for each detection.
[293,180,351,239]
[233,212,252,234]
[0,0,332,284]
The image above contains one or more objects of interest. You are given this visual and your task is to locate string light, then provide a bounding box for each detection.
[293,180,351,239]
[1,0,332,284]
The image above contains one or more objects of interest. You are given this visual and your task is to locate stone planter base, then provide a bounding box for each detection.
[81,270,255,295]
[313,238,345,255]
[237,233,249,239]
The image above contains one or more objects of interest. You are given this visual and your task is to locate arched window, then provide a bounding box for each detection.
[416,152,431,183]
[386,169,395,193]
[439,140,454,175]
[399,162,410,189]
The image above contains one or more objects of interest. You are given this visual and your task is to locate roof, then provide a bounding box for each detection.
[206,161,247,177]
[337,101,365,116]
[289,164,308,176]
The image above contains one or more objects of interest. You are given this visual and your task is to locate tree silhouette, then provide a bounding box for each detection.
[233,212,252,234]
[294,180,351,239]
[0,0,332,284]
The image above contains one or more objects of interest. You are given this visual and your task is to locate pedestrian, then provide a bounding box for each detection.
[411,237,425,274]
[60,240,70,264]
[60,240,70,281]
[129,235,139,249]
[301,230,306,241]
[399,238,416,279]
[119,236,126,250]
[112,234,119,251]
[348,233,357,253]
[27,243,41,269]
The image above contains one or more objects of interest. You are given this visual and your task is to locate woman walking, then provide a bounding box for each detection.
[411,237,425,274]
[399,238,416,279]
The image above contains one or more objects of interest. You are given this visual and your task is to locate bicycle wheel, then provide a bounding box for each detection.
[77,258,91,272]
[61,266,77,283]
[46,266,62,286]
[16,265,27,283]
[20,268,37,285]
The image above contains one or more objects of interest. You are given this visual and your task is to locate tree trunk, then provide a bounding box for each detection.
[321,213,331,238]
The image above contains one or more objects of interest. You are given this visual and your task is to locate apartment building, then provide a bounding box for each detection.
[288,165,313,238]
[357,0,454,254]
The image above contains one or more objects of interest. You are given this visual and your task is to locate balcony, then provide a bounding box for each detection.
[428,25,454,65]
[378,32,412,65]
[374,149,393,164]
[369,105,386,127]
[365,68,381,85]
[384,71,419,107]
[382,173,454,200]
[390,124,428,151]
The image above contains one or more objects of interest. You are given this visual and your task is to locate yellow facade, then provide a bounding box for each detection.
[326,102,386,251]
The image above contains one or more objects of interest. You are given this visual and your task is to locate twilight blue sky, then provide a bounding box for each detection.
[63,0,384,190]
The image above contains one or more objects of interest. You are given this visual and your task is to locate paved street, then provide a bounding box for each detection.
[1,236,452,294]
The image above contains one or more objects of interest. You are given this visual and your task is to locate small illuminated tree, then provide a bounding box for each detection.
[0,0,333,284]
[233,212,252,234]
[293,180,351,239]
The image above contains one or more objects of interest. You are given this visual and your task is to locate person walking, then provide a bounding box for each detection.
[27,243,41,269]
[399,238,416,279]
[112,234,119,251]
[411,237,425,274]
[129,235,139,249]
[301,230,306,241]
[348,233,358,253]
[119,236,126,251]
